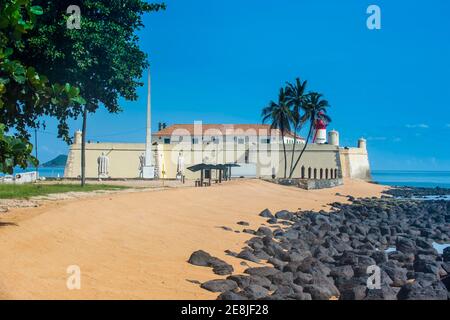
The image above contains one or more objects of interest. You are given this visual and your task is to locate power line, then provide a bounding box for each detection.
[87,127,146,139]
[35,127,147,139]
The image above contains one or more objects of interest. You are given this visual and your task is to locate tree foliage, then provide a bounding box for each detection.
[0,0,85,173]
[289,92,331,178]
[20,0,166,141]
[285,78,308,175]
[19,0,165,185]
[262,78,332,179]
[0,124,34,173]
[262,88,292,178]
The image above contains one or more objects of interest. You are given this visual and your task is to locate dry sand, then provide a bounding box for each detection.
[0,179,387,300]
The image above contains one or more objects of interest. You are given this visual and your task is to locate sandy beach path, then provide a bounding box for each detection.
[0,179,387,300]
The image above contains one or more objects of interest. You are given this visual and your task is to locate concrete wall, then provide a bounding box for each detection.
[64,141,342,180]
[64,143,145,178]
[64,135,371,181]
[339,147,371,181]
[271,178,344,190]
[268,144,341,180]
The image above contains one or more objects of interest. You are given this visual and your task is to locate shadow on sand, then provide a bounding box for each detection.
[0,221,18,227]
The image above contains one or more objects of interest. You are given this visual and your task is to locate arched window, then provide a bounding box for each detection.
[325,168,329,179]
[301,166,305,179]
[308,167,312,179]
[314,168,317,180]
[320,168,323,180]
[335,168,338,179]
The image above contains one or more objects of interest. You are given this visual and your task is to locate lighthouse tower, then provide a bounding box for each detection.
[313,115,328,144]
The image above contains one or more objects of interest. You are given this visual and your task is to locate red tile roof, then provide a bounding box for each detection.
[153,124,303,140]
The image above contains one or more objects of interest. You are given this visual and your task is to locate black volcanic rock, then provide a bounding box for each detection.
[243,285,270,299]
[226,275,251,289]
[364,285,398,300]
[256,226,273,237]
[259,209,274,218]
[275,210,294,221]
[339,282,367,300]
[212,261,234,276]
[330,265,354,280]
[397,281,448,300]
[303,276,340,300]
[201,279,238,292]
[396,237,417,254]
[198,187,450,300]
[188,250,213,266]
[237,249,260,263]
[188,250,234,275]
[244,267,280,278]
[443,247,450,262]
[218,291,248,300]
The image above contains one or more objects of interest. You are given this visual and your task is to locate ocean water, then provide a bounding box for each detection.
[372,170,450,189]
[2,168,450,186]
[0,167,65,178]
[385,243,450,254]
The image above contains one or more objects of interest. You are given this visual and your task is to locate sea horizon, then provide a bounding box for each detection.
[371,170,450,189]
[2,167,450,189]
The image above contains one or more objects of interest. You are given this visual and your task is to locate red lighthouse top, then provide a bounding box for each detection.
[314,112,327,130]
[314,119,327,130]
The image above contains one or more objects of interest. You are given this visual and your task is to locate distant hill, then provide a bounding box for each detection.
[41,155,68,167]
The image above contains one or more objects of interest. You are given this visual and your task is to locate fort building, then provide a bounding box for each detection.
[63,124,371,181]
[63,69,371,182]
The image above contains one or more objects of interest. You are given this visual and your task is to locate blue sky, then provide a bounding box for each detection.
[37,0,450,170]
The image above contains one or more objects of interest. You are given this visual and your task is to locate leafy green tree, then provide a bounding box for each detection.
[0,124,34,174]
[289,92,331,178]
[0,0,84,173]
[262,88,292,179]
[285,78,308,176]
[21,0,166,185]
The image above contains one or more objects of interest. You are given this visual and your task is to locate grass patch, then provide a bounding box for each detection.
[0,184,127,199]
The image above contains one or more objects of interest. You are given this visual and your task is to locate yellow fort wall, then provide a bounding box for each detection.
[64,139,370,181]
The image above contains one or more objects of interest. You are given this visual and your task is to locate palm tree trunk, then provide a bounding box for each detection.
[281,132,287,179]
[81,106,87,187]
[289,125,298,175]
[289,123,313,178]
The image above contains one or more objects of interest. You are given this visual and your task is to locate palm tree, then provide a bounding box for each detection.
[289,92,331,178]
[285,78,308,175]
[262,88,292,178]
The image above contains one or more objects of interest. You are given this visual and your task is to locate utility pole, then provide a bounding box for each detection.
[34,128,38,173]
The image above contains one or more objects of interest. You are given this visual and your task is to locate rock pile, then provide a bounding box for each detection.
[189,192,450,300]
[188,250,234,276]
[383,186,450,198]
